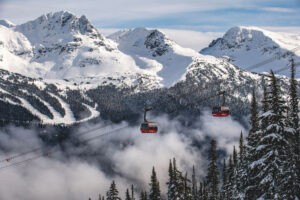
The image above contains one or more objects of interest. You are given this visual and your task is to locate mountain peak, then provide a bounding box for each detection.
[210,26,276,50]
[201,26,300,77]
[109,27,173,57]
[16,11,99,38]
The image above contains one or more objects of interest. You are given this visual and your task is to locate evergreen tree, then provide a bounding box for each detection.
[183,172,192,200]
[288,58,299,131]
[239,132,246,161]
[287,58,300,197]
[106,181,121,200]
[125,189,132,200]
[247,89,260,148]
[191,166,198,200]
[167,158,186,200]
[220,159,228,200]
[140,191,147,200]
[226,155,234,199]
[99,194,105,200]
[149,167,161,200]
[232,147,239,198]
[199,182,208,200]
[131,185,135,200]
[233,146,238,167]
[199,182,203,199]
[234,132,247,200]
[206,139,219,200]
[247,71,293,199]
[167,160,175,200]
[244,90,261,199]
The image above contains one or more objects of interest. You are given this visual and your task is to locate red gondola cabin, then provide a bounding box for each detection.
[212,106,230,117]
[140,122,158,133]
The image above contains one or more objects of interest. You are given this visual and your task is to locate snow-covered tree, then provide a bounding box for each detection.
[125,189,132,200]
[191,166,198,200]
[106,181,121,200]
[167,158,186,200]
[244,90,261,199]
[287,58,300,197]
[183,172,192,200]
[198,182,208,200]
[246,71,294,199]
[131,185,135,200]
[206,139,219,200]
[220,159,228,200]
[149,167,161,200]
[234,132,246,200]
[139,191,148,200]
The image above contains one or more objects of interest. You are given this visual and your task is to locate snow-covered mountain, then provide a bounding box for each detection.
[0,11,153,82]
[201,26,300,77]
[109,28,199,86]
[0,11,200,87]
[0,12,298,126]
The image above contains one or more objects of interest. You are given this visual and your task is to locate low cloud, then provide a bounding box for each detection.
[158,29,223,51]
[0,112,246,200]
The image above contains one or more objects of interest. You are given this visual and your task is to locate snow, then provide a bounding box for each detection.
[0,11,147,84]
[77,103,100,123]
[201,26,300,77]
[109,27,200,86]
[1,12,298,126]
[1,12,274,90]
[0,19,15,28]
[48,93,76,124]
[17,97,53,124]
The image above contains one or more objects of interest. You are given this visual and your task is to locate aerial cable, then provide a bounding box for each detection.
[0,124,129,171]
[2,46,298,125]
[0,122,115,163]
[0,49,298,170]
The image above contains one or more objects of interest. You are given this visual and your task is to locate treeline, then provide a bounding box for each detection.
[88,64,299,200]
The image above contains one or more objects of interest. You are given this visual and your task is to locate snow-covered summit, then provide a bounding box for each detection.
[0,11,150,81]
[109,27,200,86]
[15,11,103,45]
[201,26,300,77]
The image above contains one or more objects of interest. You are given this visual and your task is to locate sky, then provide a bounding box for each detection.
[0,0,299,31]
[0,0,300,50]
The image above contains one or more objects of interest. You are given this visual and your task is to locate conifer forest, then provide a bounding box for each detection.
[89,68,300,200]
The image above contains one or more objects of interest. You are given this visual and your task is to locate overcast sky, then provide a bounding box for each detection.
[1,0,300,31]
[0,0,299,50]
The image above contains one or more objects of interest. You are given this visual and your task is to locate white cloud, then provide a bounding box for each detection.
[0,0,215,24]
[260,26,300,34]
[0,0,292,26]
[260,7,295,13]
[158,29,223,51]
[0,112,246,200]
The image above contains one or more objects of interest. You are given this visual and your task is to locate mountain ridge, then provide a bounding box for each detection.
[201,26,300,77]
[0,12,298,125]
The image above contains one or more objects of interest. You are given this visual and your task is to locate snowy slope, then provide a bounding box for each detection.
[1,13,299,125]
[0,19,15,28]
[109,28,200,86]
[0,11,154,83]
[201,26,300,77]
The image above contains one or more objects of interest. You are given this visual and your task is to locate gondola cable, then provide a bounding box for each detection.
[0,46,299,169]
[0,123,114,163]
[0,124,129,171]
